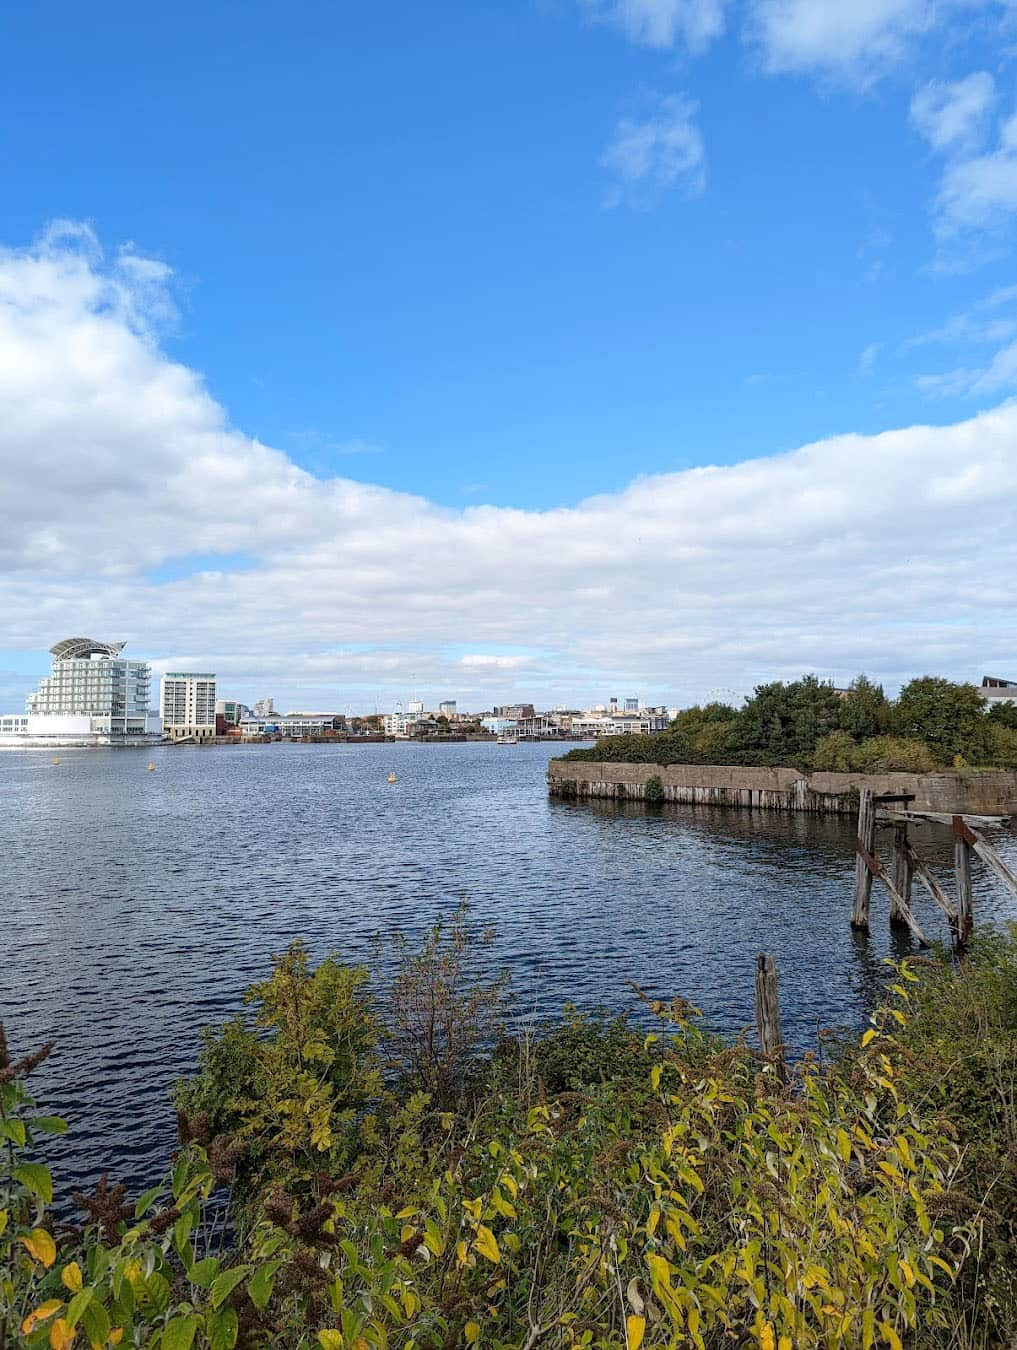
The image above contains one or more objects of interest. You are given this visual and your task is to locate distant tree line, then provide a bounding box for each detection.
[563,675,1017,771]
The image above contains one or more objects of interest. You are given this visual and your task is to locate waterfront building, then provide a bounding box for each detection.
[407,698,424,716]
[438,700,457,718]
[0,638,162,747]
[275,714,344,737]
[981,675,1017,707]
[161,673,217,741]
[625,697,639,713]
[253,697,275,718]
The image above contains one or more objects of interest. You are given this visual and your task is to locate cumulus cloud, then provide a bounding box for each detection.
[3,225,1017,711]
[600,94,705,207]
[582,0,731,50]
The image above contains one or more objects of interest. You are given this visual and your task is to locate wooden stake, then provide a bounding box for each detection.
[953,818,975,946]
[851,789,876,931]
[754,953,787,1083]
[891,823,912,928]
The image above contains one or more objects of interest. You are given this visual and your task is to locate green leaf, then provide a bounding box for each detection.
[188,1257,221,1289]
[65,1288,93,1330]
[13,1162,53,1205]
[80,1297,110,1348]
[135,1185,164,1219]
[210,1266,249,1309]
[248,1259,284,1311]
[161,1314,200,1350]
[0,1118,26,1146]
[208,1306,239,1350]
[29,1117,68,1136]
[174,1212,195,1260]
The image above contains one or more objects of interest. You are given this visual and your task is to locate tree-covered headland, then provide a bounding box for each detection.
[564,676,1017,772]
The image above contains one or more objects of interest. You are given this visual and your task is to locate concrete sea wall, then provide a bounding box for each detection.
[547,760,1017,815]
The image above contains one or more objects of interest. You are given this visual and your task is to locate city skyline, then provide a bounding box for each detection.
[3,3,1017,709]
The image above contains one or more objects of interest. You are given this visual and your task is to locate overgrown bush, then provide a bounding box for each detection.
[644,774,665,802]
[7,928,1017,1348]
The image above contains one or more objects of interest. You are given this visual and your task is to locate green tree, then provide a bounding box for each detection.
[837,674,891,740]
[736,676,843,764]
[893,677,991,764]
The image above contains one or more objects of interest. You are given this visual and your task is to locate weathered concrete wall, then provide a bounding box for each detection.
[547,760,1017,815]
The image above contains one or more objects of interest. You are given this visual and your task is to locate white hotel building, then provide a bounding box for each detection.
[0,638,163,747]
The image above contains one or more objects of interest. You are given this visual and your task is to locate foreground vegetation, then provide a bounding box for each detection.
[4,910,1017,1347]
[563,676,1017,773]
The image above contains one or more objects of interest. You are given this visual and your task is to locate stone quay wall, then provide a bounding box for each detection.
[546,760,1017,815]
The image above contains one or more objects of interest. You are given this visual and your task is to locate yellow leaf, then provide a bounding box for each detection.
[456,1239,468,1266]
[62,1262,83,1292]
[465,1323,481,1345]
[317,1333,344,1350]
[759,1324,776,1350]
[21,1301,63,1334]
[0,1208,7,1236]
[109,1332,124,1347]
[22,1228,57,1268]
[474,1224,501,1265]
[627,1314,646,1350]
[778,1339,792,1350]
[879,1323,903,1350]
[861,1029,878,1047]
[49,1319,75,1350]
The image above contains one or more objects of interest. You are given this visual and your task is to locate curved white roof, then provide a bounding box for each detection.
[50,638,127,662]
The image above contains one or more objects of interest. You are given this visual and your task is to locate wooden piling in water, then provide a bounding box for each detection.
[953,816,975,945]
[754,953,787,1083]
[851,789,876,931]
[891,823,912,928]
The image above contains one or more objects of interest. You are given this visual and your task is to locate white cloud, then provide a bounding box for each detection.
[918,339,1017,394]
[600,94,705,207]
[936,117,1017,234]
[749,1,1010,84]
[4,225,1017,710]
[581,0,731,50]
[910,72,995,153]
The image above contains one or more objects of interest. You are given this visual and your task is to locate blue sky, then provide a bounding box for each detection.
[2,0,1017,710]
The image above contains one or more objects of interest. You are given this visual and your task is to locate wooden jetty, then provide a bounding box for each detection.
[850,787,1017,948]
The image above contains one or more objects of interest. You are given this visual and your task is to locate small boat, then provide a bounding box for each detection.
[496,733,518,745]
[52,756,60,766]
[147,762,155,772]
[387,771,398,783]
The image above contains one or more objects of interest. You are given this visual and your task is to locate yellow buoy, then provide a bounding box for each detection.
[387,772,398,783]
[147,762,155,772]
[52,756,60,766]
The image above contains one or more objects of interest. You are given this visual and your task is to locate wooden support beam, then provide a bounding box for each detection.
[852,788,876,932]
[903,842,958,928]
[856,842,929,946]
[754,953,787,1083]
[891,823,912,929]
[878,809,1010,829]
[954,833,974,946]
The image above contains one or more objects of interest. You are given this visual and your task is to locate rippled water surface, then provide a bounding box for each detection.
[3,740,1017,1198]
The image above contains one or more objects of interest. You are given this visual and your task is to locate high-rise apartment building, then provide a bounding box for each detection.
[161,673,217,741]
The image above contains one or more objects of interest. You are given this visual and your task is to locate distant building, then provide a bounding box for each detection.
[275,714,344,737]
[624,697,639,713]
[438,700,457,718]
[408,698,424,716]
[981,676,1017,706]
[570,711,670,738]
[493,703,535,720]
[253,697,275,718]
[215,699,248,726]
[0,637,161,747]
[161,673,217,742]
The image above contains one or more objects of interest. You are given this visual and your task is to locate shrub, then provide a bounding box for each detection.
[812,729,857,771]
[849,735,937,773]
[645,774,665,802]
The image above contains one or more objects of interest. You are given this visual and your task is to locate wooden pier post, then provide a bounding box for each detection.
[953,817,975,945]
[754,953,787,1083]
[890,823,912,928]
[851,788,876,931]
